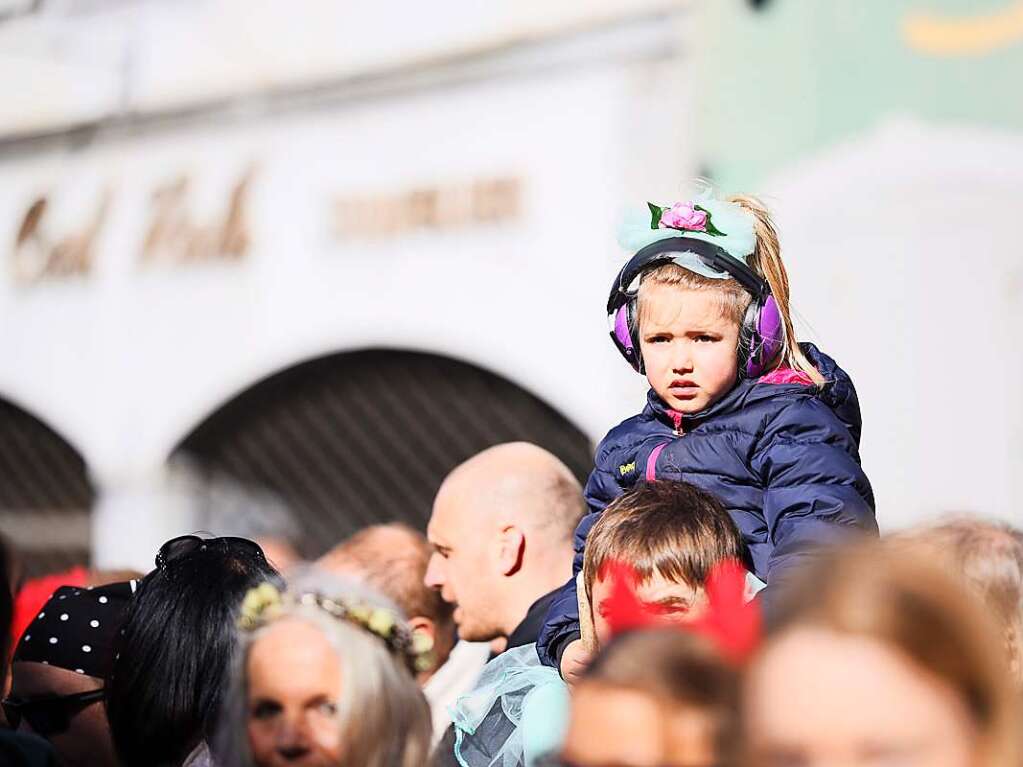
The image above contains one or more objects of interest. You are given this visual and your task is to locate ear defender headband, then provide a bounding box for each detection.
[607,236,783,378]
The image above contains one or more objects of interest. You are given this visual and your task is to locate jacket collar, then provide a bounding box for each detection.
[643,377,758,430]
[640,343,862,443]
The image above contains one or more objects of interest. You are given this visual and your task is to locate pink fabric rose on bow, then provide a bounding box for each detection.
[659,202,707,231]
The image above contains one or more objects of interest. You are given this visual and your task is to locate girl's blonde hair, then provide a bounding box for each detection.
[637,194,825,385]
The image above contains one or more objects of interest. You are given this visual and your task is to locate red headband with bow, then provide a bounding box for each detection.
[600,558,761,664]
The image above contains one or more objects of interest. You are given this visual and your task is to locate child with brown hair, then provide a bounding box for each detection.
[449,479,748,767]
[580,479,743,649]
[538,191,877,675]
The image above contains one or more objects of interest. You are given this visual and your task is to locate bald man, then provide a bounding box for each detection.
[425,442,585,649]
[426,443,584,766]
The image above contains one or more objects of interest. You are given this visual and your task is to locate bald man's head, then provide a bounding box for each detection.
[437,442,584,544]
[424,442,585,641]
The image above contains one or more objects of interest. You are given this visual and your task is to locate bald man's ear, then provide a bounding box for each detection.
[497,525,525,577]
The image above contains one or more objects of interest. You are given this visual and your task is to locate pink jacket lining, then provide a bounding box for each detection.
[757,368,814,386]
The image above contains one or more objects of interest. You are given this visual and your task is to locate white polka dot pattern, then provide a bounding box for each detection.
[13,581,133,678]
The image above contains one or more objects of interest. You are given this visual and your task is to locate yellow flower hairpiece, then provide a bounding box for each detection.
[238,582,283,631]
[237,584,434,674]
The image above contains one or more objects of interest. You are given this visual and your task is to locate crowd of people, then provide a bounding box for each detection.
[2,191,1022,766]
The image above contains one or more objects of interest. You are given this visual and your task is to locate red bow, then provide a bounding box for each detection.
[602,558,760,664]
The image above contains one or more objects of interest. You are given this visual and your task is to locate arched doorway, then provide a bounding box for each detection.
[0,398,95,577]
[173,349,594,558]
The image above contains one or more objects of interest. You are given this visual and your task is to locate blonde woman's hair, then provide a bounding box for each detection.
[761,541,1022,767]
[889,517,1023,684]
[215,572,433,767]
[637,194,825,385]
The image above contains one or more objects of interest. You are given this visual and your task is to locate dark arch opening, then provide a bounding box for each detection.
[173,349,594,558]
[0,398,95,578]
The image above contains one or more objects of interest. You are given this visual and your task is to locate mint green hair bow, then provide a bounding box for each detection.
[616,193,757,280]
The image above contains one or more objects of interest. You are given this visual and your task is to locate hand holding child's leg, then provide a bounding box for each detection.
[560,638,593,685]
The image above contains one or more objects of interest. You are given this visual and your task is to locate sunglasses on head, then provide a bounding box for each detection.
[155,534,267,571]
[2,689,105,737]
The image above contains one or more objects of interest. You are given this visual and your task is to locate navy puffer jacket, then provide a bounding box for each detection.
[536,344,877,668]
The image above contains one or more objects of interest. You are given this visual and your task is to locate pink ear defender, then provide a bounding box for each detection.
[743,294,783,378]
[607,237,783,379]
[612,303,639,370]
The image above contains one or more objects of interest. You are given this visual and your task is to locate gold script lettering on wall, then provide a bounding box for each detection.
[903,1,1023,56]
[333,177,521,241]
[140,166,254,267]
[10,191,110,284]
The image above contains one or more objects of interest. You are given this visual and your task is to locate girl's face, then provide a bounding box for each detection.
[247,619,344,767]
[638,284,740,414]
[744,627,978,767]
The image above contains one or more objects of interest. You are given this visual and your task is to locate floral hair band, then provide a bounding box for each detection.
[648,200,726,236]
[238,583,434,673]
[617,192,757,275]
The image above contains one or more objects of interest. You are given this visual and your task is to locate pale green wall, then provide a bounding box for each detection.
[696,0,1023,188]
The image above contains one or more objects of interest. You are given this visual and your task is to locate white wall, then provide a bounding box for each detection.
[4,8,1020,564]
[0,0,684,136]
[0,12,696,569]
[766,118,1023,529]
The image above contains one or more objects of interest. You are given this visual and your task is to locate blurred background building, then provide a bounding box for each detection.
[0,0,1019,574]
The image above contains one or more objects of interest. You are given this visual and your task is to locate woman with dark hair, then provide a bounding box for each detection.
[105,535,281,767]
[7,581,133,767]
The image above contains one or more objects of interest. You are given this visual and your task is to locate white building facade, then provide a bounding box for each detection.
[0,1,696,570]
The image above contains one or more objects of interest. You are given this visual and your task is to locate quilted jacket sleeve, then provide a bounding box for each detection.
[535,446,626,668]
[753,397,877,604]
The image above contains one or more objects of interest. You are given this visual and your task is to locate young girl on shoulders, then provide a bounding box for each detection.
[537,191,877,675]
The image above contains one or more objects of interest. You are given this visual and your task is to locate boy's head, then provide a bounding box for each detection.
[582,480,743,646]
